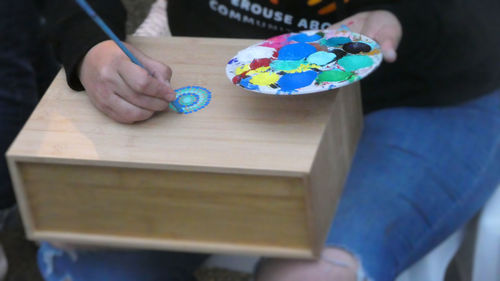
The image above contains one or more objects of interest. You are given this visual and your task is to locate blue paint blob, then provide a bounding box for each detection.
[278,43,317,60]
[321,37,351,47]
[277,71,318,92]
[288,33,322,43]
[270,59,305,71]
[240,77,259,90]
[307,51,336,66]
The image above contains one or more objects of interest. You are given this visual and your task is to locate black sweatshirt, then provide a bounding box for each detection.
[42,0,500,113]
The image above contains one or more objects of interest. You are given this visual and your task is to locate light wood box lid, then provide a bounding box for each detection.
[8,36,347,177]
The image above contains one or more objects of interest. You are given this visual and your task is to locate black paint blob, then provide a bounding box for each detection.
[332,49,347,60]
[342,42,372,54]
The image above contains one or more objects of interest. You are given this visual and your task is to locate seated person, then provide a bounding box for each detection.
[38,1,500,280]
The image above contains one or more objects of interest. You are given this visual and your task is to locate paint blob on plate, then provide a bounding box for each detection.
[170,86,211,114]
[226,29,382,95]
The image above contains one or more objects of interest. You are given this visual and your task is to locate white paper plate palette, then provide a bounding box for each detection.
[226,29,382,95]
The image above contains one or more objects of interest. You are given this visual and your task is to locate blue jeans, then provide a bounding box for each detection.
[326,88,500,280]
[0,0,59,209]
[38,89,500,281]
[38,245,208,281]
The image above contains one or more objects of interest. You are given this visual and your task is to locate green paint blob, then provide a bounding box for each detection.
[316,70,352,83]
[307,51,336,66]
[348,74,361,82]
[270,60,305,71]
[338,55,373,72]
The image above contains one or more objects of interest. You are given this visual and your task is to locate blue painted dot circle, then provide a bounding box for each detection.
[170,86,212,114]
[178,93,199,106]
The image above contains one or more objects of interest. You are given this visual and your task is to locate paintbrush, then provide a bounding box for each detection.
[74,0,183,113]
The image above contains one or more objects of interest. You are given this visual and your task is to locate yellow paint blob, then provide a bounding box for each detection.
[246,66,271,76]
[250,72,280,86]
[365,49,381,56]
[235,64,250,75]
[284,63,321,73]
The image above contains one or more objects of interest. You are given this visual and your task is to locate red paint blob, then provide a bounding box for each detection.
[250,58,272,69]
[232,75,242,84]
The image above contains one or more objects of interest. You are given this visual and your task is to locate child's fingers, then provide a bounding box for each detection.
[121,43,177,101]
[372,26,401,63]
[79,41,159,123]
[142,59,177,103]
[144,59,173,83]
[380,40,397,62]
[328,12,369,33]
[111,74,170,112]
[89,87,154,124]
[117,60,176,102]
[327,10,402,63]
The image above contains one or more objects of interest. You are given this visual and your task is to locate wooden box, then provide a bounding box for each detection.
[6,37,362,258]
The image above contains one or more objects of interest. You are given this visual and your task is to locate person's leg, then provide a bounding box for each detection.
[256,247,360,281]
[0,1,59,279]
[38,243,208,281]
[0,0,40,209]
[0,0,59,209]
[256,89,500,281]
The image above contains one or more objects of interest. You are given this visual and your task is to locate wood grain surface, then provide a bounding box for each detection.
[7,36,362,257]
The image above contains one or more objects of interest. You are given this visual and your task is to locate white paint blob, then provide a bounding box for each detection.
[236,46,276,61]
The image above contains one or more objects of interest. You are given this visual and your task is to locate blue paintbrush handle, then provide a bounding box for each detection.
[75,0,146,69]
[75,0,183,113]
